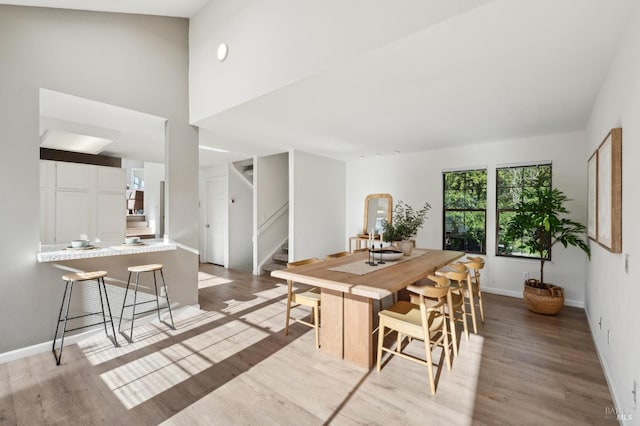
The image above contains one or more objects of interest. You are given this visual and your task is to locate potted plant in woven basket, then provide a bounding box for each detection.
[381,200,431,256]
[503,183,590,315]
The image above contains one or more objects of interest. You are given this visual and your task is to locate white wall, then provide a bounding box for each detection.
[144,162,165,238]
[254,152,289,273]
[122,158,144,189]
[256,153,289,226]
[290,150,346,261]
[346,131,589,305]
[188,0,491,122]
[228,164,253,272]
[0,6,198,354]
[584,2,640,417]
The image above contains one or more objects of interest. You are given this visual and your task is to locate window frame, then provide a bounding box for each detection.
[442,168,487,255]
[495,162,552,260]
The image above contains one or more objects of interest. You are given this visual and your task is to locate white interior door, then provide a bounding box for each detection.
[206,176,226,265]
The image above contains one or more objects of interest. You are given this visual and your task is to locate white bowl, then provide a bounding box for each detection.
[372,249,404,261]
[124,237,140,244]
[71,239,89,248]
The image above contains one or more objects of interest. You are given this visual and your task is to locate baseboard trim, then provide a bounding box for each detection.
[585,308,622,419]
[482,286,584,308]
[0,304,200,365]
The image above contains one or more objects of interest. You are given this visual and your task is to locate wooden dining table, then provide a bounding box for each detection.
[271,248,464,368]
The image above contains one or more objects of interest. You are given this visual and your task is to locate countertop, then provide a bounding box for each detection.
[37,239,177,263]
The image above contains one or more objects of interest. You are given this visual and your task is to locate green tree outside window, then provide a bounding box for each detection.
[496,164,552,258]
[443,169,487,254]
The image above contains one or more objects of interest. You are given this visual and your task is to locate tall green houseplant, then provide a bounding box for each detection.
[503,184,590,284]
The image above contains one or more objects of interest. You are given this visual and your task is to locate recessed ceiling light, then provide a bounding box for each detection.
[376,153,381,158]
[217,43,228,62]
[199,145,229,153]
[395,151,400,155]
[359,155,365,159]
[40,129,114,155]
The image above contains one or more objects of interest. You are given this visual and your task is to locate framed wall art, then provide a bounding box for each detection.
[588,127,622,253]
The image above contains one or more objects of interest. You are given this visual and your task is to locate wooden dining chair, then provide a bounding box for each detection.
[438,263,477,335]
[285,257,324,348]
[464,256,486,325]
[376,278,451,395]
[409,274,461,358]
[326,251,351,259]
[435,265,470,355]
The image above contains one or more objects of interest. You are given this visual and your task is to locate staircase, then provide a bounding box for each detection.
[126,215,155,239]
[262,243,289,274]
[232,158,254,185]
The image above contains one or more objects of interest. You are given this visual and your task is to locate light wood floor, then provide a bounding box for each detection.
[0,264,616,425]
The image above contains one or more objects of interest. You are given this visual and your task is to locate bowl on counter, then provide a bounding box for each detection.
[124,236,141,245]
[70,239,90,248]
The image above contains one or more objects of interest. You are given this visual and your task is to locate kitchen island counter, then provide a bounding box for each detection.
[37,239,177,263]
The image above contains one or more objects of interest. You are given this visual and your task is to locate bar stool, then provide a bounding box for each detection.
[52,270,118,365]
[118,264,175,343]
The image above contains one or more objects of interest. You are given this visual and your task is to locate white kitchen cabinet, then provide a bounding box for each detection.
[98,166,126,192]
[56,162,92,190]
[97,192,126,241]
[55,191,91,243]
[40,160,126,244]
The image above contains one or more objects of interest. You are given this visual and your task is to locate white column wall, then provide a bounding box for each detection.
[290,150,346,261]
[254,152,289,273]
[228,164,253,272]
[346,131,588,305]
[144,162,165,238]
[0,6,198,354]
[585,2,640,415]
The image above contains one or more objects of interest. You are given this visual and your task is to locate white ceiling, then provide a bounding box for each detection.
[196,0,634,162]
[2,0,210,17]
[40,89,167,163]
[13,0,634,166]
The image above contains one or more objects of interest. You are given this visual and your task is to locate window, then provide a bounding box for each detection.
[496,163,552,258]
[443,169,487,254]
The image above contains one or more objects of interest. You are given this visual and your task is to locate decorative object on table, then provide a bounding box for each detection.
[370,247,403,261]
[587,127,622,253]
[381,200,431,256]
[365,228,378,266]
[377,243,386,264]
[503,180,590,315]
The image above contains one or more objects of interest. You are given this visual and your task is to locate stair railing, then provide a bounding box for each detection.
[257,201,288,237]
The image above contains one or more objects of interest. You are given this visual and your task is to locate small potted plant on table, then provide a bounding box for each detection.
[381,200,431,256]
[503,184,590,315]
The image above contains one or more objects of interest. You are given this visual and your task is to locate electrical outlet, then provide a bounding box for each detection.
[607,329,611,345]
[523,271,529,280]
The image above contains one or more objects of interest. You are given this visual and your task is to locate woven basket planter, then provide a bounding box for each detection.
[523,279,564,315]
